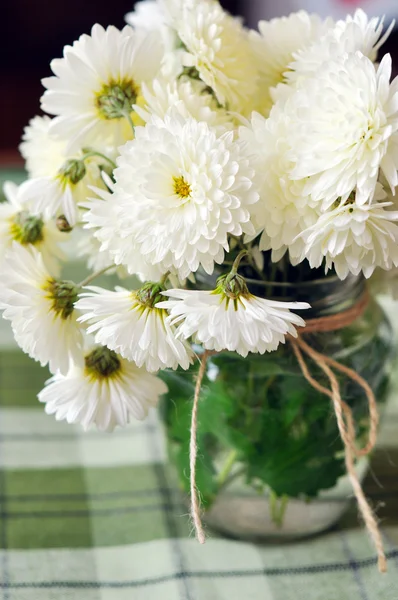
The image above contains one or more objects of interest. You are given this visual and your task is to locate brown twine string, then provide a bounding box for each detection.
[289,290,386,573]
[189,291,386,572]
[190,350,210,544]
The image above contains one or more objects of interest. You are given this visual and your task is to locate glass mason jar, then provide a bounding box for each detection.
[160,273,395,540]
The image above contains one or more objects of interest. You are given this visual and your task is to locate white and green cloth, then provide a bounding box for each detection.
[0,333,397,599]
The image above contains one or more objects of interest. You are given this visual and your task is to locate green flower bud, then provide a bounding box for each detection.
[43,279,79,320]
[136,282,164,308]
[59,159,86,185]
[10,212,44,245]
[96,79,138,120]
[218,272,249,300]
[85,347,121,380]
[56,215,73,232]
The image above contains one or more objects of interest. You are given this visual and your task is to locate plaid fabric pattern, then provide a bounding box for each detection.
[0,323,398,599]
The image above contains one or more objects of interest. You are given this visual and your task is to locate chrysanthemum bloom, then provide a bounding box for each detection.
[81,186,162,281]
[298,188,398,279]
[19,116,113,225]
[168,0,259,113]
[0,181,67,276]
[103,111,258,279]
[286,52,398,207]
[249,11,332,114]
[0,244,83,375]
[239,111,318,263]
[76,283,193,371]
[136,78,231,129]
[276,9,394,100]
[41,24,164,152]
[158,274,309,356]
[38,345,167,431]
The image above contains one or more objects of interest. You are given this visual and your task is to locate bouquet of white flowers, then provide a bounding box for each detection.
[1,0,397,572]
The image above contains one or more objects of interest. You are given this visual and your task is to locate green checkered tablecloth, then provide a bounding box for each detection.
[0,311,398,600]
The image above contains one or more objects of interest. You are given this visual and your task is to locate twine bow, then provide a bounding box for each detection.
[190,291,387,573]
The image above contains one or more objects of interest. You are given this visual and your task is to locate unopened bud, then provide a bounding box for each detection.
[96,80,138,120]
[10,211,44,245]
[136,282,163,308]
[219,273,249,300]
[59,159,86,185]
[56,215,72,232]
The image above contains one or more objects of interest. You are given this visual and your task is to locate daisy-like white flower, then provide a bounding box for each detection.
[0,181,67,276]
[158,274,309,357]
[0,244,83,375]
[76,283,193,371]
[38,345,167,431]
[41,24,164,152]
[168,0,259,113]
[298,187,398,279]
[239,111,318,263]
[102,110,258,279]
[136,78,231,129]
[279,9,394,99]
[19,116,113,226]
[286,52,398,207]
[249,11,332,115]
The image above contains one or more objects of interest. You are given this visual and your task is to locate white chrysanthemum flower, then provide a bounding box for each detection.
[41,24,164,152]
[106,110,258,279]
[168,0,259,113]
[76,284,193,371]
[249,11,332,114]
[19,116,113,226]
[286,52,398,207]
[239,111,318,263]
[0,181,67,276]
[278,9,394,100]
[298,188,398,279]
[81,186,162,281]
[136,78,231,129]
[38,345,167,431]
[0,244,83,375]
[158,276,309,357]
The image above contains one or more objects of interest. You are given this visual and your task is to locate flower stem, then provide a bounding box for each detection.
[216,449,238,487]
[77,265,114,288]
[230,250,249,275]
[159,271,171,287]
[123,111,136,135]
[81,149,117,170]
[269,490,289,528]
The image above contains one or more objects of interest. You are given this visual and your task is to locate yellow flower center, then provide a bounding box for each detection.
[173,176,191,199]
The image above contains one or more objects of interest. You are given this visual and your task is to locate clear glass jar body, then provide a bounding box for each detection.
[160,275,394,540]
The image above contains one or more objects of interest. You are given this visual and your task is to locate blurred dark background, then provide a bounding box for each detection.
[0,0,397,164]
